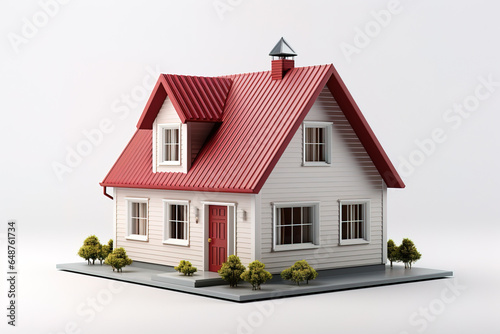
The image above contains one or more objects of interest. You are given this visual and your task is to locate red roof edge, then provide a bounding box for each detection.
[161,75,189,123]
[100,129,144,187]
[326,65,405,188]
[137,76,170,129]
[99,182,255,194]
[252,65,335,194]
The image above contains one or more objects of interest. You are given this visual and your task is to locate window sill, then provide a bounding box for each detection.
[273,243,320,252]
[163,239,189,246]
[159,161,181,166]
[126,235,148,242]
[339,239,369,246]
[302,162,331,167]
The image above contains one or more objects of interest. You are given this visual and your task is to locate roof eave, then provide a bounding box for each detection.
[98,182,257,194]
[100,129,145,186]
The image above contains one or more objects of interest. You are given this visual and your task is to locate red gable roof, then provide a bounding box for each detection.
[101,64,404,193]
[137,74,232,128]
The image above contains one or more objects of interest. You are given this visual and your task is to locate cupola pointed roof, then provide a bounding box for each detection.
[269,37,297,57]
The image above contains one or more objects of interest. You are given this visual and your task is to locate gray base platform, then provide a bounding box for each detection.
[56,262,453,302]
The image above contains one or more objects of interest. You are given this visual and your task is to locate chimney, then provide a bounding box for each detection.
[269,37,297,80]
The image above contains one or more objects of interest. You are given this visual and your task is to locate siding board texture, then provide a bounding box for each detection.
[259,86,385,273]
[115,188,253,270]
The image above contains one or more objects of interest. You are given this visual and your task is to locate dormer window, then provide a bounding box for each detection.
[303,122,332,166]
[159,124,180,165]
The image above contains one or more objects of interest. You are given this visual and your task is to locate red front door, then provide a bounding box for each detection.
[208,205,227,272]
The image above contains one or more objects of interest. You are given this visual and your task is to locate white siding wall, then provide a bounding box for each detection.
[259,86,386,273]
[115,188,254,270]
[153,96,188,173]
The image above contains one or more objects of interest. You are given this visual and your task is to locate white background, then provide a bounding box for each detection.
[1,0,499,333]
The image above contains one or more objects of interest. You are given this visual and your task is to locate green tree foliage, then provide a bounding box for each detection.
[105,247,132,272]
[218,255,246,287]
[398,238,421,268]
[98,239,114,265]
[78,235,101,265]
[174,260,197,276]
[281,260,318,286]
[240,260,273,290]
[387,239,399,268]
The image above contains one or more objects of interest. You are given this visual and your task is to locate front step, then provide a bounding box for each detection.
[152,270,226,288]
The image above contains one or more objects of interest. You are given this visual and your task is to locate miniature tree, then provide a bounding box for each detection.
[105,247,132,272]
[387,239,400,267]
[78,235,101,265]
[240,260,273,290]
[174,260,197,276]
[98,239,114,265]
[398,238,421,268]
[218,255,246,287]
[281,260,318,286]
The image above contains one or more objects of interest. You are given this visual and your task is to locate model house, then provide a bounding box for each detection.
[100,38,405,274]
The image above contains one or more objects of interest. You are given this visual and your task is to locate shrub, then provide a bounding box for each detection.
[174,260,197,276]
[78,235,101,265]
[398,238,421,268]
[281,260,318,285]
[387,239,399,268]
[105,248,132,272]
[240,260,273,290]
[98,239,114,265]
[218,255,246,287]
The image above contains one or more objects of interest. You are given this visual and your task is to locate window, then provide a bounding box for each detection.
[159,124,180,164]
[126,198,148,241]
[339,200,370,245]
[273,202,319,251]
[163,200,189,246]
[303,122,332,166]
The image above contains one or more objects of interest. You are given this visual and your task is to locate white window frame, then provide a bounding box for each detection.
[272,201,320,251]
[339,199,371,245]
[302,121,333,166]
[162,199,190,246]
[158,123,181,165]
[125,197,149,241]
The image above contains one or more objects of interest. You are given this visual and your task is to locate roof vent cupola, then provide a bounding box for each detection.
[269,37,297,80]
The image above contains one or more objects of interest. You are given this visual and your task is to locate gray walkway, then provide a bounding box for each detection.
[56,262,453,302]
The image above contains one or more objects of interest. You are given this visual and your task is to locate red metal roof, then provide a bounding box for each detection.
[102,64,404,193]
[137,74,232,128]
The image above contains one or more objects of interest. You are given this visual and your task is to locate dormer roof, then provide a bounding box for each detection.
[137,74,232,128]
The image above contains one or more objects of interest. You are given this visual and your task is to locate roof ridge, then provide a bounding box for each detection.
[158,64,333,80]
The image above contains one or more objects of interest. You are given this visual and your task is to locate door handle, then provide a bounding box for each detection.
[208,238,212,243]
